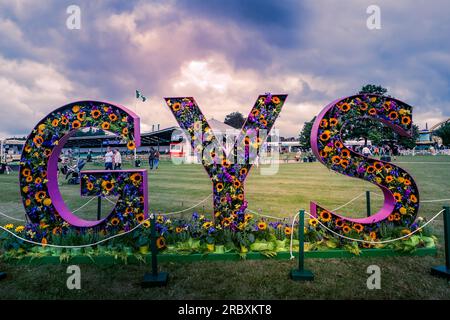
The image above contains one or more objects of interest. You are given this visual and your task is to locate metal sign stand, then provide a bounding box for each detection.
[290,210,314,281]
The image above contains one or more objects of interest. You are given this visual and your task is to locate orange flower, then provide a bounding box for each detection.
[156,237,166,249]
[284,227,292,235]
[233,180,241,189]
[122,127,129,135]
[374,162,383,171]
[394,213,401,221]
[239,167,248,176]
[401,116,411,125]
[340,159,349,168]
[341,150,350,158]
[410,194,418,203]
[342,225,351,233]
[41,237,48,247]
[393,192,402,202]
[271,96,281,104]
[91,109,101,119]
[222,159,231,168]
[368,108,377,116]
[353,224,364,233]
[369,231,377,240]
[51,119,59,127]
[86,182,94,191]
[339,103,351,112]
[335,219,344,227]
[334,141,343,149]
[136,213,145,223]
[319,130,331,141]
[251,109,260,117]
[237,194,244,201]
[33,136,44,147]
[35,191,47,203]
[320,210,332,222]
[127,141,136,150]
[172,102,181,112]
[111,218,120,226]
[72,105,80,113]
[260,119,268,127]
[22,168,31,177]
[331,156,341,164]
[109,113,118,122]
[257,221,267,230]
[320,119,328,128]
[77,112,86,121]
[216,182,224,192]
[359,102,368,111]
[366,166,376,174]
[404,179,411,186]
[385,175,394,183]
[61,117,69,125]
[388,111,399,120]
[329,118,338,126]
[319,150,328,158]
[101,122,110,130]
[72,120,81,129]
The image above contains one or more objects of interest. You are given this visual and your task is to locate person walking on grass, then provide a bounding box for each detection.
[105,146,114,170]
[154,149,160,169]
[148,147,155,170]
[114,148,122,170]
[362,145,371,158]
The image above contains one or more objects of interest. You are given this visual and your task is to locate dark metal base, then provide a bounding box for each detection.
[142,272,168,288]
[290,269,314,281]
[431,265,450,279]
[0,272,6,280]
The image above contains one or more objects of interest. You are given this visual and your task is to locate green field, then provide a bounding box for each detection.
[1,156,450,299]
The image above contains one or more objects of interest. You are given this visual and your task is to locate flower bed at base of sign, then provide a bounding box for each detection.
[0,212,437,260]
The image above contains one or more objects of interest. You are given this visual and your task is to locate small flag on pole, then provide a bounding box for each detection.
[135,90,147,102]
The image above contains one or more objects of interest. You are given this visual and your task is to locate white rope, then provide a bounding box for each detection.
[0,196,97,223]
[372,192,450,203]
[303,209,444,244]
[0,210,26,222]
[246,208,286,220]
[331,192,365,211]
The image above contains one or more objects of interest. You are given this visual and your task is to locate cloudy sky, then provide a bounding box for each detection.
[1,0,449,138]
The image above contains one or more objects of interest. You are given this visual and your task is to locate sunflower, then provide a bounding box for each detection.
[220,197,227,204]
[35,177,42,184]
[374,162,383,171]
[388,214,395,221]
[341,150,350,158]
[404,179,411,186]
[329,118,338,126]
[51,119,59,127]
[42,198,52,206]
[319,130,331,141]
[101,180,114,192]
[202,221,213,229]
[101,122,110,130]
[222,217,232,227]
[340,159,349,168]
[308,218,318,227]
[393,192,402,202]
[35,191,47,203]
[362,242,372,249]
[130,173,142,183]
[331,155,341,164]
[215,182,225,193]
[383,101,391,111]
[125,207,133,214]
[244,213,253,222]
[320,210,332,222]
[111,218,120,226]
[77,112,86,121]
[319,150,328,158]
[172,102,181,112]
[320,119,328,128]
[399,207,407,215]
[156,237,166,249]
[369,231,377,240]
[368,108,377,116]
[22,186,29,193]
[239,167,248,176]
[233,180,241,189]
[25,199,31,206]
[384,164,393,172]
[72,120,81,129]
[22,168,31,177]
[335,219,344,228]
[24,145,32,153]
[401,116,411,125]
[339,103,351,112]
[86,182,94,191]
[334,141,343,149]
[109,113,118,122]
[136,213,145,223]
[353,224,364,233]
[26,176,33,183]
[72,105,80,113]
[260,119,268,127]
[91,109,101,119]
[251,109,260,117]
[366,166,376,174]
[143,221,150,228]
[61,117,69,125]
[410,194,418,203]
[33,136,43,147]
[222,159,231,168]
[388,111,399,120]
[257,221,267,230]
[271,96,281,104]
[284,226,292,235]
[385,175,394,183]
[342,225,351,233]
[43,149,52,157]
[394,213,401,221]
[127,141,136,150]
[122,127,129,135]
[359,102,368,111]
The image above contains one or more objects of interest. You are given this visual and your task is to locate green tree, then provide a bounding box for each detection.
[224,112,246,129]
[436,123,450,146]
[359,84,389,96]
[298,116,315,149]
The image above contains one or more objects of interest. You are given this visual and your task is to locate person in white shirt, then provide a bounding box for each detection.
[114,148,122,170]
[104,146,114,170]
[362,146,371,157]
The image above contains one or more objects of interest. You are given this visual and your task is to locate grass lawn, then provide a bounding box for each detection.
[1,155,450,299]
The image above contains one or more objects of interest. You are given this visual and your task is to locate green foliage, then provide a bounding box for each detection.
[224,111,246,129]
[435,122,450,146]
[298,116,315,149]
[359,84,389,96]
